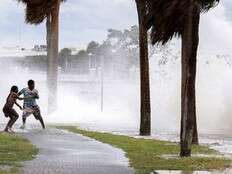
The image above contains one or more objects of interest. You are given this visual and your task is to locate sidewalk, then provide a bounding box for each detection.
[20,127,134,174]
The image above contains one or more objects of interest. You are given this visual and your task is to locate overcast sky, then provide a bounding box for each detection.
[0,0,232,54]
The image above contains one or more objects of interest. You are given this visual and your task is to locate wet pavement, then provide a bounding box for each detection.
[19,127,134,174]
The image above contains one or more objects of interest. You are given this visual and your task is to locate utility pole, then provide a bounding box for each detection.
[100,55,104,112]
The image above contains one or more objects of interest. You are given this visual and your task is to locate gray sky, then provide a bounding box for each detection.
[0,0,232,53]
[0,0,137,48]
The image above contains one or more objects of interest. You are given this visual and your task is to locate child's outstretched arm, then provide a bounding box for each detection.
[15,102,23,110]
[17,97,24,100]
[18,90,23,96]
[18,96,34,100]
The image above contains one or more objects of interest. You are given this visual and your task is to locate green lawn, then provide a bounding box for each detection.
[0,133,38,174]
[56,126,232,174]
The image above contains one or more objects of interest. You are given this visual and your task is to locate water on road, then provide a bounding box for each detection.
[19,127,133,174]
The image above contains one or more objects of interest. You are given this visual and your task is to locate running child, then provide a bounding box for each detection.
[2,86,22,132]
[19,80,45,129]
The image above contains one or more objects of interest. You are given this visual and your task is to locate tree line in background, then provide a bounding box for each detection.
[19,26,152,78]
[17,0,220,158]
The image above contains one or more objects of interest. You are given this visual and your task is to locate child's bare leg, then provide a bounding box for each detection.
[38,116,45,129]
[20,111,30,129]
[33,107,45,129]
[19,117,26,129]
[4,119,12,132]
[8,110,19,129]
[22,117,26,125]
[34,114,45,129]
[3,109,10,132]
[9,115,19,128]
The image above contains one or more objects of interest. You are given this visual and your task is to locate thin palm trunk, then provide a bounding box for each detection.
[46,13,51,68]
[136,0,151,136]
[47,0,60,113]
[46,13,52,113]
[192,113,199,145]
[180,2,200,157]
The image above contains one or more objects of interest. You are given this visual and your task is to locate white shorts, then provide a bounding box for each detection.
[22,106,41,119]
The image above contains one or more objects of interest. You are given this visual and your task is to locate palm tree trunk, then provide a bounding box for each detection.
[47,13,51,68]
[47,0,60,113]
[180,2,200,157]
[46,13,52,113]
[136,0,151,136]
[192,112,199,145]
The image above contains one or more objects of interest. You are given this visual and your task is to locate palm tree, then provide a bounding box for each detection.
[147,0,219,157]
[135,0,151,136]
[18,0,65,113]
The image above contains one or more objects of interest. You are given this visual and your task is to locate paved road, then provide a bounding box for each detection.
[20,128,134,174]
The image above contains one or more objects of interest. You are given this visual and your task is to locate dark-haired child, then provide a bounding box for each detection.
[2,86,22,132]
[19,80,45,130]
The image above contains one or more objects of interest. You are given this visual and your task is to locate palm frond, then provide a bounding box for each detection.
[148,0,220,45]
[17,0,66,24]
[199,0,219,12]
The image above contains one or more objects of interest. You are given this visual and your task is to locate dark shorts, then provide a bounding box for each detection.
[3,107,19,119]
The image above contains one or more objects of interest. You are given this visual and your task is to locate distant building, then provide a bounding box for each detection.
[0,46,46,58]
[32,45,47,52]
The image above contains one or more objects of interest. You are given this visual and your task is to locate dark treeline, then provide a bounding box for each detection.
[18,26,144,78]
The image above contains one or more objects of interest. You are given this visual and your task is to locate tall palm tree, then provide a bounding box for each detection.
[135,0,151,136]
[147,0,219,157]
[18,0,65,113]
[47,1,60,113]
